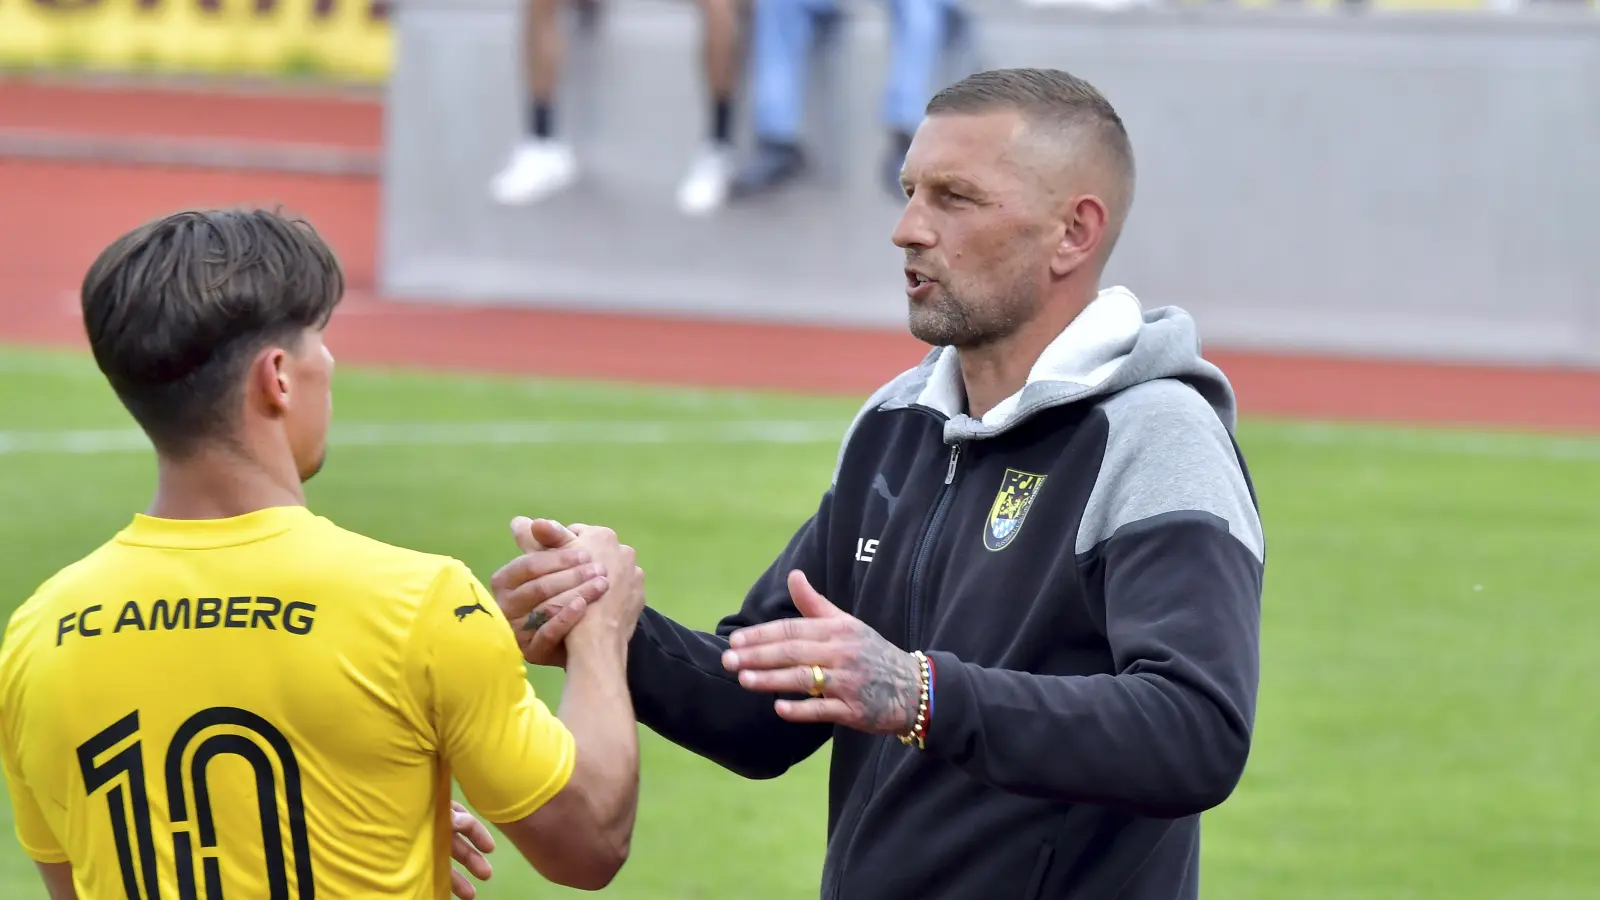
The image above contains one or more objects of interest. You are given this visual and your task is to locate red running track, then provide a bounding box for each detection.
[1,80,1595,433]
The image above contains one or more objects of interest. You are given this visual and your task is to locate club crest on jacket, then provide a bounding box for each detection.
[985,469,1046,551]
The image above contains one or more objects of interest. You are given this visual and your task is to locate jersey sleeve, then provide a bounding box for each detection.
[410,561,577,824]
[1,753,66,863]
[0,675,68,863]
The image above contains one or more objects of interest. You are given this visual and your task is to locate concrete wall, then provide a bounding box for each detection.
[380,0,1600,366]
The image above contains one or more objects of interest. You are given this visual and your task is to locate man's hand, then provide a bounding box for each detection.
[492,517,609,667]
[493,517,646,664]
[564,525,646,652]
[721,570,922,736]
[450,801,495,900]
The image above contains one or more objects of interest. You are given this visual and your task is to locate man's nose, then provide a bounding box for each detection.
[891,200,935,250]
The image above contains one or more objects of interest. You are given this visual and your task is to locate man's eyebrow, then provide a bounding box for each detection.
[902,172,985,195]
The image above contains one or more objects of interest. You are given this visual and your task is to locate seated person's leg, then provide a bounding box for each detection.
[880,0,954,197]
[731,0,832,197]
[677,0,748,215]
[492,0,581,205]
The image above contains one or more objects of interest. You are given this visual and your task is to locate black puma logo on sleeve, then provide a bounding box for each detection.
[454,601,490,622]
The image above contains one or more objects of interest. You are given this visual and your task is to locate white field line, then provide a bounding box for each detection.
[1,418,1598,462]
[1260,421,1600,463]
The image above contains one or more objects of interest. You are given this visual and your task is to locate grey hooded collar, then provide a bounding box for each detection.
[869,287,1240,443]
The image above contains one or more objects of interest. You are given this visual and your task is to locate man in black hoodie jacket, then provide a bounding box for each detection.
[492,67,1265,900]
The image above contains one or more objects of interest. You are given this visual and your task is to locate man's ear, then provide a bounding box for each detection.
[1050,193,1109,278]
[248,346,293,416]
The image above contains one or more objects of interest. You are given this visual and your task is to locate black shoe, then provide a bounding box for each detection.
[731,139,806,198]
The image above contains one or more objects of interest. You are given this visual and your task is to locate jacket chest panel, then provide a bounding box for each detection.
[842,423,1106,666]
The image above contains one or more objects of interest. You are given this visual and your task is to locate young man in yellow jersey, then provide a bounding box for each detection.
[0,208,644,899]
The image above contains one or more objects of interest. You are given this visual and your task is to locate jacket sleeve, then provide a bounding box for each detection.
[921,381,1265,818]
[625,489,838,780]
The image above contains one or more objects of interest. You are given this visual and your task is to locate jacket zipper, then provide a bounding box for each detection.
[824,440,963,900]
[907,442,961,649]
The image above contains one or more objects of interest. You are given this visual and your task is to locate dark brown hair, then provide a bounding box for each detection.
[80,207,344,456]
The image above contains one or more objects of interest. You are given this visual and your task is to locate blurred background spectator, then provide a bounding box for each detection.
[490,0,749,214]
[733,0,970,203]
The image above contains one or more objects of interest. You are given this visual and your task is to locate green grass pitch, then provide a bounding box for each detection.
[0,345,1595,899]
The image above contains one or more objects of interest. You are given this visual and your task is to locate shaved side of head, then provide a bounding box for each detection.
[926,68,1136,264]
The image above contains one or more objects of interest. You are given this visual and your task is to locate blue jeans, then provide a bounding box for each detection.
[748,0,964,141]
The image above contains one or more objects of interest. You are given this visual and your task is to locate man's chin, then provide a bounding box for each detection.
[907,310,963,348]
[299,450,328,484]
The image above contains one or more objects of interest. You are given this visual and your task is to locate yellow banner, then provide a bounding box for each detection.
[0,0,392,83]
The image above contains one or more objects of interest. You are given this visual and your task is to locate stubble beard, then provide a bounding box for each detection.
[908,280,1037,350]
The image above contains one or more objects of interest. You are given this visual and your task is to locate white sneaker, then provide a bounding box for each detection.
[676,144,735,216]
[491,139,578,205]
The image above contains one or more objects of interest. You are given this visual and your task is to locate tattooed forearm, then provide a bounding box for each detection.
[849,634,921,733]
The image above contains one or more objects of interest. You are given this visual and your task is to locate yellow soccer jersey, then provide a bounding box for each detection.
[0,506,575,899]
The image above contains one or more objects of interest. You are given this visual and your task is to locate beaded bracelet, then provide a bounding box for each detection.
[926,654,936,722]
[898,650,933,750]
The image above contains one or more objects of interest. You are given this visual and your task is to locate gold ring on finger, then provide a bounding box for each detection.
[808,665,826,698]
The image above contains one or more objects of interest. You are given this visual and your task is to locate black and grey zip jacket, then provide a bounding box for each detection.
[625,288,1265,900]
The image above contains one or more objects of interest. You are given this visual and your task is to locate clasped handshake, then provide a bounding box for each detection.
[488,516,927,736]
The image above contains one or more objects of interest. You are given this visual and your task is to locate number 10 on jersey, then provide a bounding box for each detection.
[76,708,315,899]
